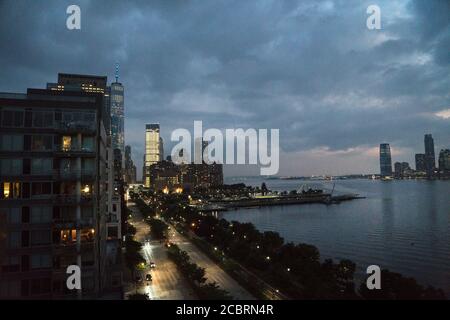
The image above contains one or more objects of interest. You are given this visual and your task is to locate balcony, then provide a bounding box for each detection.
[54,145,96,158]
[53,169,96,181]
[55,120,96,134]
[54,194,94,205]
[53,217,94,229]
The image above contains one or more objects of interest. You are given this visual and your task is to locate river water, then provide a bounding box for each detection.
[222,177,450,295]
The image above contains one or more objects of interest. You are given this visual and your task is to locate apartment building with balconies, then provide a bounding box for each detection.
[0,88,109,299]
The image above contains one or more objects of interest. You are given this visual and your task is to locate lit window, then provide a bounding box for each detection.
[62,136,71,151]
[3,182,11,198]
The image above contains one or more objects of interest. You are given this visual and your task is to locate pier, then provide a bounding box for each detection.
[208,193,365,210]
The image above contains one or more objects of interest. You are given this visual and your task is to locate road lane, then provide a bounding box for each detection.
[167,225,256,300]
[124,202,196,300]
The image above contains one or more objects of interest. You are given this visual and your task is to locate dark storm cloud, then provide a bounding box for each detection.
[0,0,449,176]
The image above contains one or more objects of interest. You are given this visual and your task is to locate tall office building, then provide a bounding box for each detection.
[379,143,393,177]
[110,81,124,156]
[438,149,450,172]
[0,86,110,299]
[424,134,435,177]
[144,124,161,187]
[415,153,426,172]
[124,145,137,184]
[159,137,164,162]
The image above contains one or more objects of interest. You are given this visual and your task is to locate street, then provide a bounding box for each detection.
[124,202,196,300]
[166,224,256,300]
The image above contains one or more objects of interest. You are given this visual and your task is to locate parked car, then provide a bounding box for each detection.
[146,274,152,282]
[149,262,156,268]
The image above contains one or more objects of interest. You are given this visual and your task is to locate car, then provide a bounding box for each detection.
[145,274,152,281]
[149,262,156,268]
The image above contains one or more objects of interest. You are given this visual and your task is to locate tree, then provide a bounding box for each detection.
[199,282,233,300]
[359,269,446,300]
[148,218,168,239]
[128,293,149,300]
[261,182,268,196]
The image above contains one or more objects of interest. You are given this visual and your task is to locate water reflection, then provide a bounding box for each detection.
[222,178,450,295]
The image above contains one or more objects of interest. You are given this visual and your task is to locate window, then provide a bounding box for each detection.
[2,110,24,127]
[82,136,94,151]
[0,159,23,176]
[1,182,21,199]
[33,111,53,128]
[31,254,51,270]
[0,134,23,151]
[31,135,53,151]
[22,206,30,223]
[60,229,77,244]
[7,231,20,248]
[31,207,52,223]
[30,230,51,246]
[22,182,30,199]
[2,182,11,199]
[12,182,21,198]
[5,207,21,224]
[25,111,32,127]
[1,256,20,273]
[21,255,30,272]
[22,230,29,247]
[31,182,52,197]
[62,136,71,151]
[0,280,20,298]
[81,206,93,220]
[23,159,31,175]
[108,226,118,239]
[31,159,52,175]
[82,158,95,173]
[81,252,94,267]
[112,203,117,212]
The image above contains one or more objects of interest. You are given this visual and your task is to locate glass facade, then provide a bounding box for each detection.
[110,82,124,158]
[144,124,161,187]
[380,143,392,177]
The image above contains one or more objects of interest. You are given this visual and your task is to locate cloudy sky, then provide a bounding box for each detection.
[0,0,449,177]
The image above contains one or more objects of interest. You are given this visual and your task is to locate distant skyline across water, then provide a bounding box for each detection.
[222,177,450,296]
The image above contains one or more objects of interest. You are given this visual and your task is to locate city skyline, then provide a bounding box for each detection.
[0,0,449,304]
[0,0,449,178]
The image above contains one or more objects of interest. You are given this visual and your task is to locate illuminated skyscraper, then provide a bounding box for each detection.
[380,143,393,177]
[110,66,124,157]
[144,124,161,187]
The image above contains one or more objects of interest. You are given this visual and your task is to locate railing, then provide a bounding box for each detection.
[54,194,94,204]
[53,169,96,180]
[55,121,96,133]
[53,218,94,228]
[54,145,95,154]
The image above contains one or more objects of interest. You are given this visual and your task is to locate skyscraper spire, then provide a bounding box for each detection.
[115,62,119,82]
